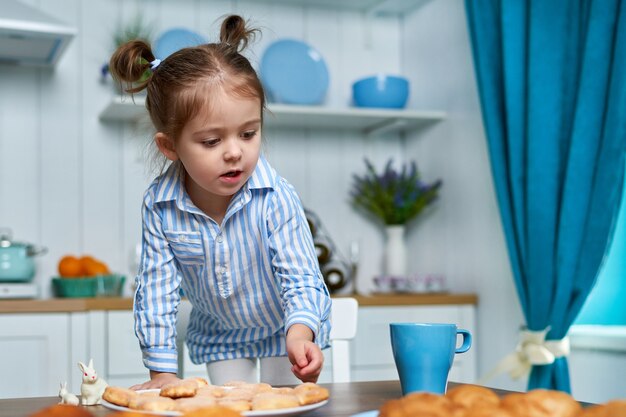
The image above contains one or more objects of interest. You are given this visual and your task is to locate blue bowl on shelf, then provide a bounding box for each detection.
[352,74,409,109]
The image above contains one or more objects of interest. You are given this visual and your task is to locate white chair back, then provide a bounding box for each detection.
[329,297,358,383]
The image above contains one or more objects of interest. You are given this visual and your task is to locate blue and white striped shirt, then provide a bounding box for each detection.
[134,155,331,373]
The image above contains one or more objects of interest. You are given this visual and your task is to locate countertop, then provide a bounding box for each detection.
[0,380,518,417]
[0,293,477,313]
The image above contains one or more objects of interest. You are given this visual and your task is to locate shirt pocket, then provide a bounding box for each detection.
[164,230,205,266]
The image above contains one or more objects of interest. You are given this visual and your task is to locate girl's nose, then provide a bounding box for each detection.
[224,140,242,160]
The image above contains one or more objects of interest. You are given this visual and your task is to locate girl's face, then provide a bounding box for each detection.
[158,87,262,211]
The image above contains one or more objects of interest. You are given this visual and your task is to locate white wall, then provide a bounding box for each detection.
[401,1,526,394]
[0,0,609,402]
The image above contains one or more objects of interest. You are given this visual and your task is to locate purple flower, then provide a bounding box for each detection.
[350,158,442,225]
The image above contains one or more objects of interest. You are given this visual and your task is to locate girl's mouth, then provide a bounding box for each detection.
[220,170,243,182]
[222,170,241,177]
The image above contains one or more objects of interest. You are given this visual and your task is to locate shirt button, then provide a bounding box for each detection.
[217,235,223,243]
[221,266,227,273]
[179,235,187,242]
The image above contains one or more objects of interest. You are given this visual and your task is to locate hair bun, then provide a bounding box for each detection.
[219,15,258,52]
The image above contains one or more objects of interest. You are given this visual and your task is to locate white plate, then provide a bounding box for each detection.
[351,411,379,417]
[101,389,329,417]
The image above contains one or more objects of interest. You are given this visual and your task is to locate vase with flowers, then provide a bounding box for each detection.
[350,158,442,278]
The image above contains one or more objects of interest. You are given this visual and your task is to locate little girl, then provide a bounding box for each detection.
[109,15,331,389]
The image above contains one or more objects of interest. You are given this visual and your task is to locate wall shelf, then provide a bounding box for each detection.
[99,96,446,135]
[260,0,431,16]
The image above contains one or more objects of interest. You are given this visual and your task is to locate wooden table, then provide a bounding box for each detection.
[1,380,406,417]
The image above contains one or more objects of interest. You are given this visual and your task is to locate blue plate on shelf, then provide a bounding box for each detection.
[154,28,207,60]
[260,38,329,105]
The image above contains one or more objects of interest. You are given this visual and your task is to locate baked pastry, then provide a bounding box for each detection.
[252,392,301,410]
[501,389,580,417]
[102,385,137,407]
[579,400,626,417]
[196,385,227,398]
[272,387,296,395]
[241,382,273,393]
[220,387,256,401]
[133,395,177,412]
[127,390,160,409]
[173,396,218,412]
[180,406,243,417]
[294,382,330,405]
[28,404,93,417]
[462,408,516,417]
[185,377,209,388]
[447,384,500,410]
[223,380,248,387]
[399,392,456,417]
[160,379,199,399]
[379,392,455,417]
[217,397,253,412]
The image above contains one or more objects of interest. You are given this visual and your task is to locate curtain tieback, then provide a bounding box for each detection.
[477,328,570,384]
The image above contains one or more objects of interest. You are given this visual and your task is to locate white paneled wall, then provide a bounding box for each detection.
[0,0,407,299]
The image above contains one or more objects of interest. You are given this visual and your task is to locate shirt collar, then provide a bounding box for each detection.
[247,154,278,191]
[153,155,277,207]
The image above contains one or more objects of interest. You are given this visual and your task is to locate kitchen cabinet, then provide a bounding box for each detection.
[99,97,445,136]
[0,313,72,398]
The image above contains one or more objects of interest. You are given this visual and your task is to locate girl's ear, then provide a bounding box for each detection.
[155,132,178,161]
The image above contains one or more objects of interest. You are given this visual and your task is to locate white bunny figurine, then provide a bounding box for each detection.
[58,381,79,405]
[78,358,108,405]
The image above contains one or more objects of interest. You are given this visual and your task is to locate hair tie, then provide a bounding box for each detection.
[150,59,161,70]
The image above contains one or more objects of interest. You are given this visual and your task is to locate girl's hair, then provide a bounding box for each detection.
[109,15,265,147]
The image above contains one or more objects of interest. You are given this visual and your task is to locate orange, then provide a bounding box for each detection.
[58,256,84,278]
[81,256,110,276]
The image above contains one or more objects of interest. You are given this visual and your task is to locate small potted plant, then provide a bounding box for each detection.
[350,158,442,277]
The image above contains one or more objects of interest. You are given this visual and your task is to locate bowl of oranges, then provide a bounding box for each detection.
[52,255,125,298]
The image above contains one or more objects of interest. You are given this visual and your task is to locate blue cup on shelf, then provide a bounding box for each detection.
[390,322,472,395]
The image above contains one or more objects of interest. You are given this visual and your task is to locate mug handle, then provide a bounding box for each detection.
[455,329,472,354]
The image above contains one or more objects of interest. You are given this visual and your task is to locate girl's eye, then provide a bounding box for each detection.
[202,138,220,147]
[242,130,257,139]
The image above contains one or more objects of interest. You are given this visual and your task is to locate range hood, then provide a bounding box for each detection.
[0,0,76,67]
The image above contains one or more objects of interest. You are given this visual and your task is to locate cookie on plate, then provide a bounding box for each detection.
[252,392,300,410]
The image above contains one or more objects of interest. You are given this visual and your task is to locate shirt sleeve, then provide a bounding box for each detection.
[133,190,182,373]
[266,179,331,344]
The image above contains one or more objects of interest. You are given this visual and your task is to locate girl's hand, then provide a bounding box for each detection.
[130,371,180,390]
[286,324,324,383]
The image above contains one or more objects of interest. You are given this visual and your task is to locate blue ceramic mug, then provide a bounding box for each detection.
[390,323,472,395]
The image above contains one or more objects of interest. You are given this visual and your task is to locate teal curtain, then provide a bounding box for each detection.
[465,0,626,391]
[576,159,626,325]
